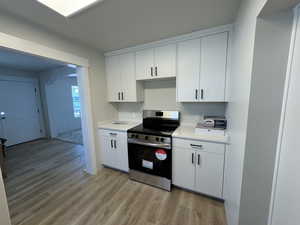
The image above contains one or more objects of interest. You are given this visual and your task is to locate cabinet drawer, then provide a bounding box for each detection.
[173,138,225,155]
[99,129,123,137]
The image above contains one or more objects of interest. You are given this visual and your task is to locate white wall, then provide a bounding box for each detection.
[117,79,226,125]
[0,11,118,225]
[39,66,81,137]
[224,0,267,225]
[239,10,293,225]
[268,7,300,225]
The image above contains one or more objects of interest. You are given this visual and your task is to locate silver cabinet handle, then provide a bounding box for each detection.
[192,153,194,164]
[111,140,113,148]
[198,154,200,165]
[114,140,117,149]
[121,92,124,100]
[118,92,120,100]
[201,89,204,100]
[155,67,158,76]
[191,144,203,149]
[195,89,198,100]
[151,67,153,76]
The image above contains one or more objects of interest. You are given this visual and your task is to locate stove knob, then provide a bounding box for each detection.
[160,138,165,142]
[145,136,149,140]
[156,137,159,141]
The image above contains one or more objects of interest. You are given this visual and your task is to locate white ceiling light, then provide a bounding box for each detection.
[36,0,104,17]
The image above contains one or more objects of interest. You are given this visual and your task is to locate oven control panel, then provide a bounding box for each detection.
[128,133,171,149]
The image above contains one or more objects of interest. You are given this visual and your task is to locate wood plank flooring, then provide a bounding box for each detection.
[4,139,227,225]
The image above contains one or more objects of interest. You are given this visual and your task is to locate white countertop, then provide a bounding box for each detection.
[172,126,230,144]
[97,120,141,132]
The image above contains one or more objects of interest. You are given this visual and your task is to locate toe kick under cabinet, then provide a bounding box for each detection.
[172,138,225,199]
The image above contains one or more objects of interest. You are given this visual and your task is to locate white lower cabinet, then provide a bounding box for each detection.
[98,129,129,172]
[172,138,225,199]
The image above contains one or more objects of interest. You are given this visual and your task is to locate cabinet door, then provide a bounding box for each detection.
[106,55,122,102]
[99,131,119,169]
[154,44,176,78]
[115,132,129,172]
[136,48,154,80]
[195,151,224,198]
[177,39,201,102]
[200,32,228,102]
[120,53,136,101]
[172,147,195,190]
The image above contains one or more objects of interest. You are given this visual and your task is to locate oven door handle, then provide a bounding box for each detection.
[128,139,171,149]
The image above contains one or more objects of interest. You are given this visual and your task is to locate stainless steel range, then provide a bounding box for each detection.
[127,110,180,191]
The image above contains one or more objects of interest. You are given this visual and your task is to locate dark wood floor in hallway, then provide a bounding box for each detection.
[4,139,227,225]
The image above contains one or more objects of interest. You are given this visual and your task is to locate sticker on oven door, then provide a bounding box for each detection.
[155,149,167,161]
[142,160,153,170]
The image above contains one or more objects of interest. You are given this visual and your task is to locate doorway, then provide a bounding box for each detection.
[38,65,83,145]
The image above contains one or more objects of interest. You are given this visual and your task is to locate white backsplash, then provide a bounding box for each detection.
[117,79,226,126]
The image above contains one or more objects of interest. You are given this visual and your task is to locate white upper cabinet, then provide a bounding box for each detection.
[106,52,143,102]
[177,32,229,102]
[136,44,176,80]
[135,48,154,80]
[105,26,231,103]
[154,44,176,78]
[106,55,122,102]
[119,53,136,102]
[200,32,228,102]
[177,39,201,102]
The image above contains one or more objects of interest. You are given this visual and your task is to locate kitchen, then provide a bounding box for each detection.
[0,1,299,225]
[98,25,231,200]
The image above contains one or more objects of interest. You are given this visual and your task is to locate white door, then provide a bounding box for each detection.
[200,32,228,102]
[154,44,176,78]
[120,53,136,102]
[172,147,195,190]
[177,39,201,102]
[99,130,120,169]
[115,132,129,172]
[106,55,122,102]
[0,80,42,146]
[195,151,224,198]
[135,48,154,80]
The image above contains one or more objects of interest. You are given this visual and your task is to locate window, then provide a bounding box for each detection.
[71,86,81,118]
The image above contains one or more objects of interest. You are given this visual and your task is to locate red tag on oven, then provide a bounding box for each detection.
[155,149,167,161]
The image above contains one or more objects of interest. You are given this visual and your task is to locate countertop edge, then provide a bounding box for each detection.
[97,120,141,132]
[172,135,229,145]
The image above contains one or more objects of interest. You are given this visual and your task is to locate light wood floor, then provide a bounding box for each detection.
[4,139,227,225]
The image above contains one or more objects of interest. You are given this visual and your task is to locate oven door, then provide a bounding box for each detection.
[128,142,172,179]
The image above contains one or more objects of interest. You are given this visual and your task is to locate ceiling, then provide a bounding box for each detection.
[260,0,300,16]
[0,47,67,72]
[0,0,241,52]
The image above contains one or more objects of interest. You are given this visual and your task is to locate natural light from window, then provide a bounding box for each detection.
[36,0,104,17]
[71,86,81,118]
